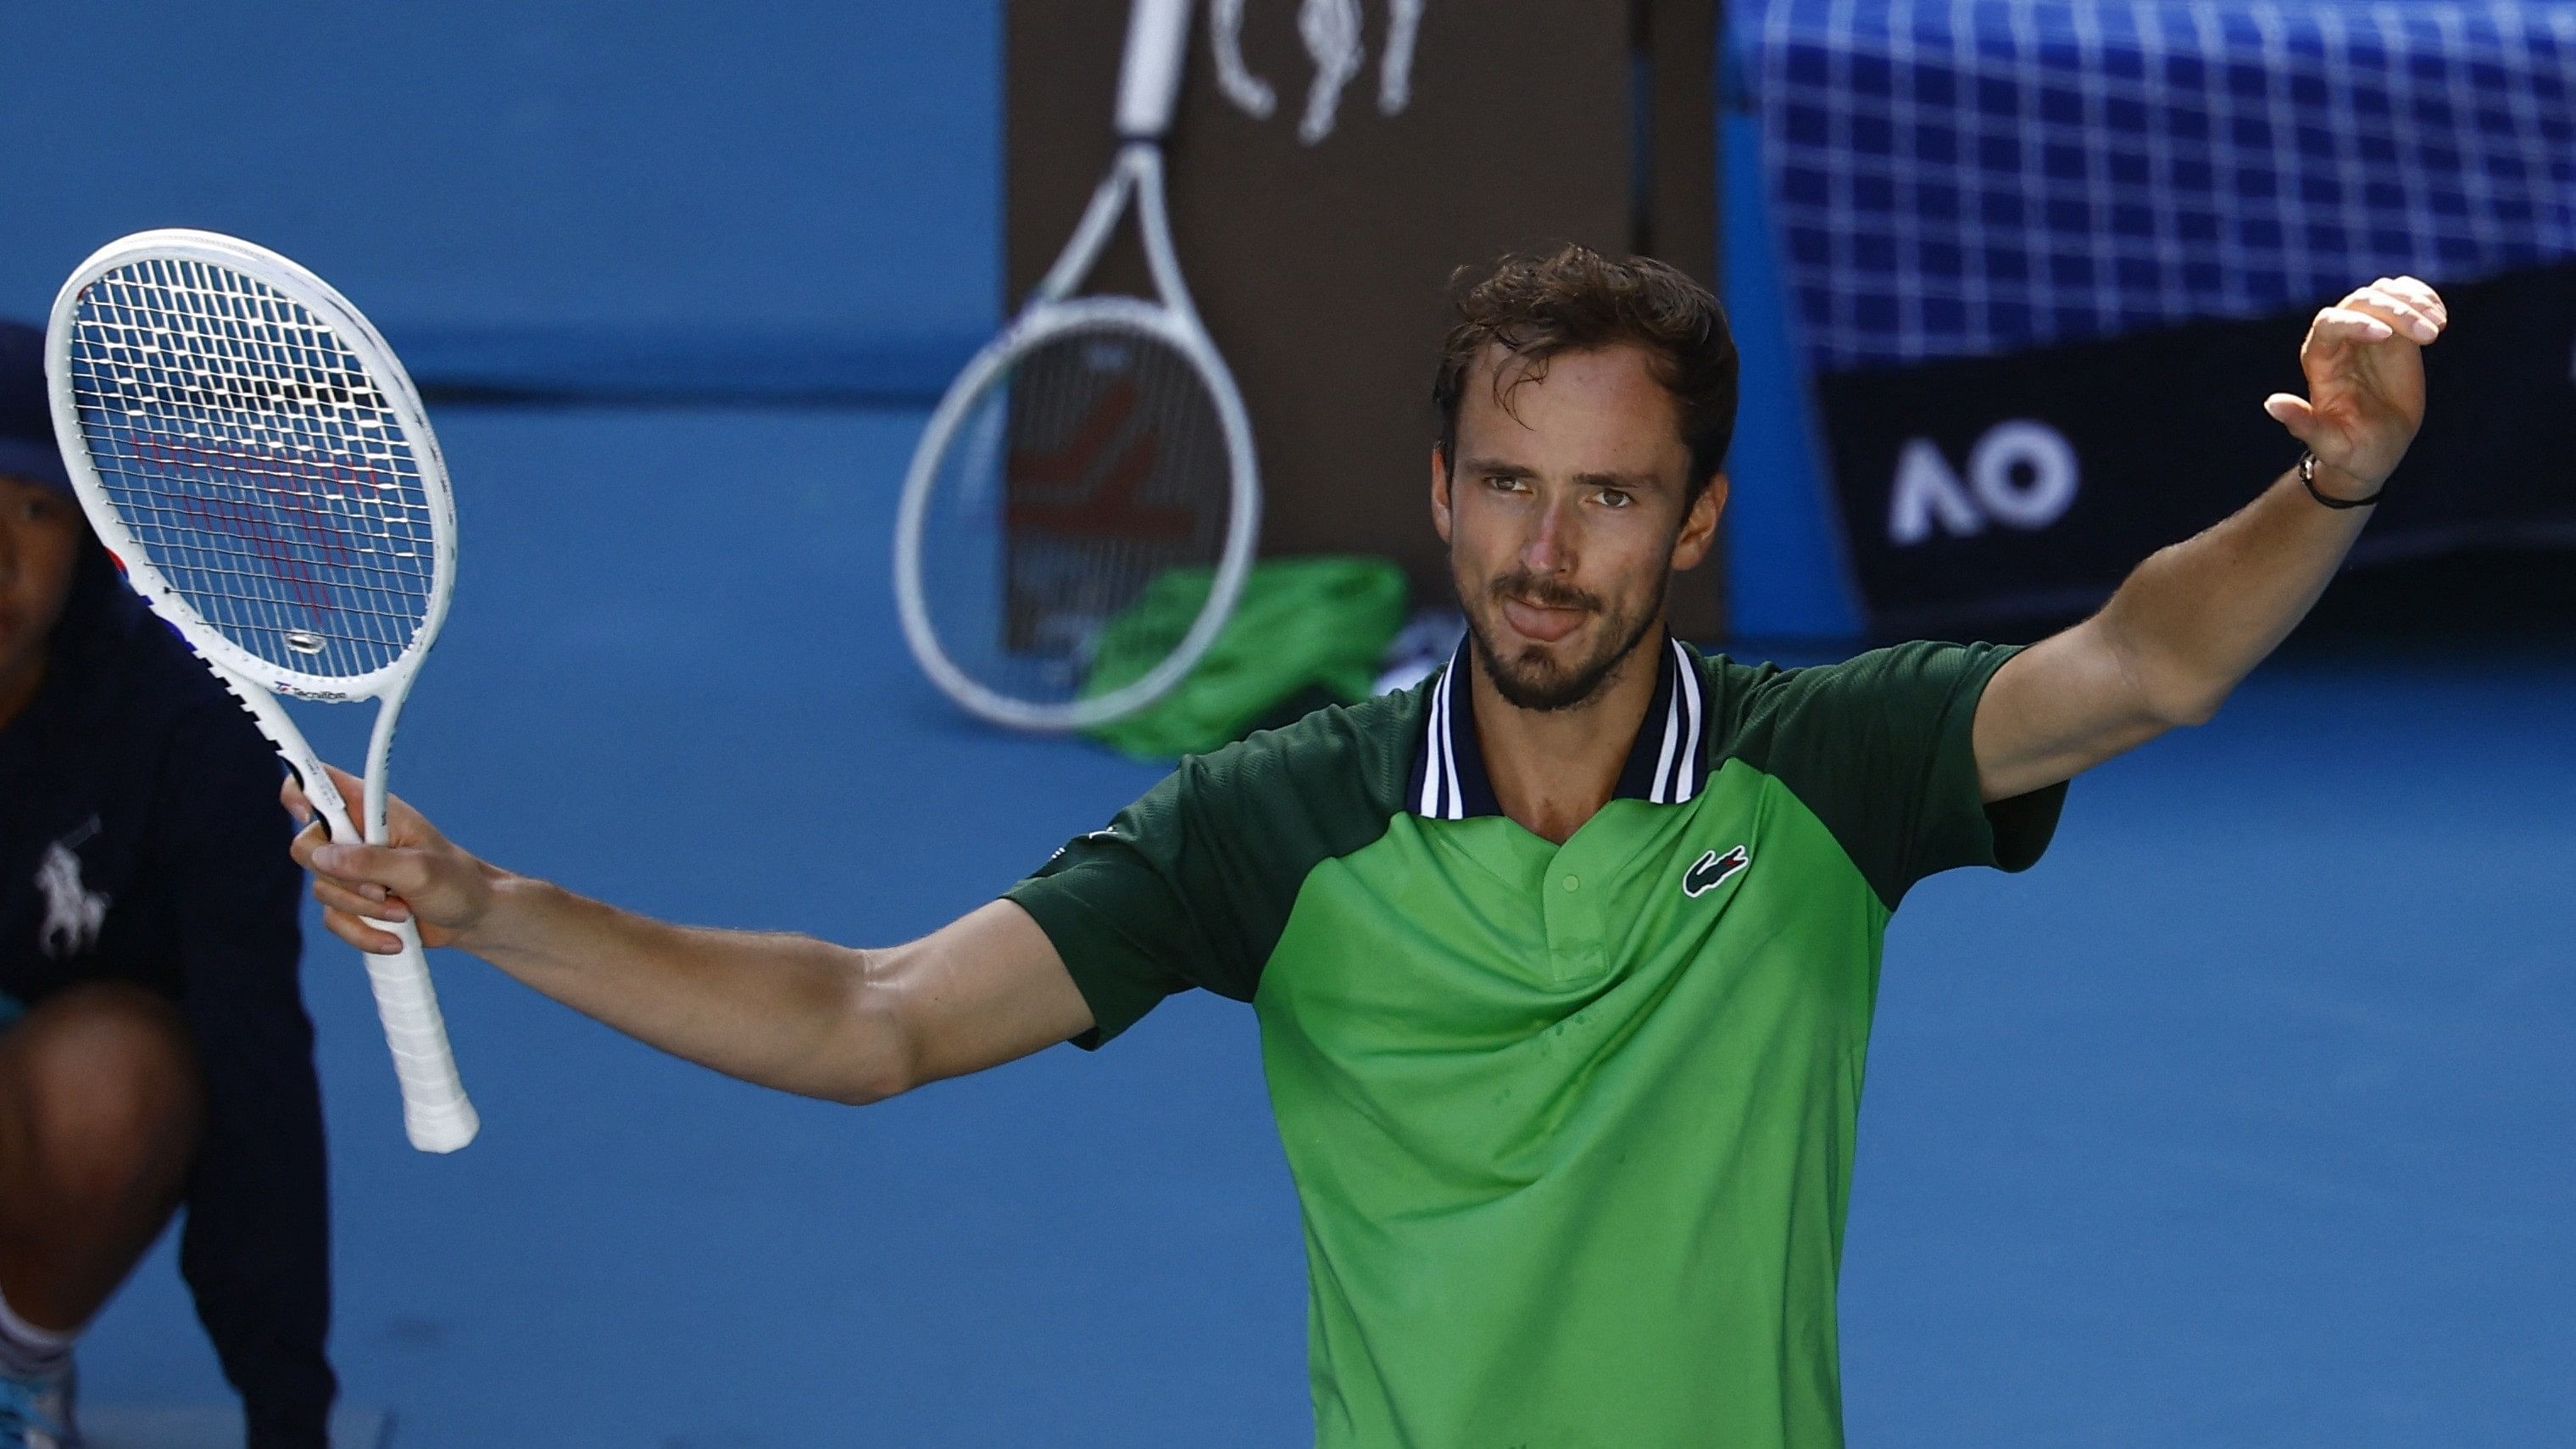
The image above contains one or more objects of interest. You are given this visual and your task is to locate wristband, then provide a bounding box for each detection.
[2301,452,2384,509]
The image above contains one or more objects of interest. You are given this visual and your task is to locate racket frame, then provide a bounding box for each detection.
[896,0,1262,733]
[46,228,477,1154]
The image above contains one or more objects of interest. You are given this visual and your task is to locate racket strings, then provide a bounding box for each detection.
[921,326,1231,704]
[64,257,437,683]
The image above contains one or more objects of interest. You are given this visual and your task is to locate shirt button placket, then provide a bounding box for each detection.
[1543,866,1608,978]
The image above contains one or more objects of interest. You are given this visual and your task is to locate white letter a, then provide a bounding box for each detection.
[1888,438,1983,545]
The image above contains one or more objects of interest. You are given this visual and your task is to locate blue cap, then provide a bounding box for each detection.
[0,320,74,497]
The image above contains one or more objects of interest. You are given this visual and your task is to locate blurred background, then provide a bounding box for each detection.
[5,1,2571,1444]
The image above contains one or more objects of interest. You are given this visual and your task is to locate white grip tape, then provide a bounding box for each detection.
[301,766,477,1154]
[1116,0,1195,138]
[364,928,478,1153]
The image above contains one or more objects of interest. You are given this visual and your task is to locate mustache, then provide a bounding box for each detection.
[1488,571,1604,614]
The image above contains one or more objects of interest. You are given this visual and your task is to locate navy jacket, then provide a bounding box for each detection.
[0,543,332,1446]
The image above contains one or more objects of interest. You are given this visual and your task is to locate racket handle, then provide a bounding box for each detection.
[364,923,480,1153]
[1117,0,1194,140]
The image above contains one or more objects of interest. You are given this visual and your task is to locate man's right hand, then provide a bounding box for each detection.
[284,763,498,956]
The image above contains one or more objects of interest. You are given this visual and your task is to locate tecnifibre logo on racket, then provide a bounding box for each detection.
[1683,845,1750,899]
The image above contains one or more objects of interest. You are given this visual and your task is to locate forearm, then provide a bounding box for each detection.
[293,766,1086,1100]
[461,872,908,1104]
[1973,277,2436,794]
[2095,460,2374,722]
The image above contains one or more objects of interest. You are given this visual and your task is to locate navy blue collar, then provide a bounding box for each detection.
[1407,633,1709,821]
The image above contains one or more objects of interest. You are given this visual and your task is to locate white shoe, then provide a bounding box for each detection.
[0,1362,76,1449]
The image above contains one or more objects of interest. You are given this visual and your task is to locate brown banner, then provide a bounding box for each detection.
[1008,1,1721,636]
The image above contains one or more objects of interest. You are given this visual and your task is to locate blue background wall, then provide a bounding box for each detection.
[1,2,1000,396]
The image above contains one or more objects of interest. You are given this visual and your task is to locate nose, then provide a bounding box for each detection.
[1520,492,1578,577]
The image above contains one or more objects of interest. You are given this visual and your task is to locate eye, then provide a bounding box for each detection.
[1595,488,1634,509]
[1483,474,1527,493]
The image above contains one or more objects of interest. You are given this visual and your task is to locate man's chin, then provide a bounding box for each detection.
[1467,602,1661,714]
[1486,644,1610,713]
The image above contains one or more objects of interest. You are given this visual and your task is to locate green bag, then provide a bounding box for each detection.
[1081,556,1410,759]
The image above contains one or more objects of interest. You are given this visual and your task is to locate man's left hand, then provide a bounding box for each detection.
[2263,276,2446,497]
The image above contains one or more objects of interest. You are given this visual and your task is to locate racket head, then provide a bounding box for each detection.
[45,229,457,703]
[895,295,1260,732]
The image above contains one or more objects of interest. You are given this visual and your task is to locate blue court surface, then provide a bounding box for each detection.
[74,406,2573,1446]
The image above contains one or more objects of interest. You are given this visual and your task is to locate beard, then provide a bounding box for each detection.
[1464,566,1666,713]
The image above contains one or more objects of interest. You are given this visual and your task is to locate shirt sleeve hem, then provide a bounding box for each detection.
[1938,643,2068,876]
[1000,882,1165,1051]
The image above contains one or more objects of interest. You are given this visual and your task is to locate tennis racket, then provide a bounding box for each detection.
[896,0,1260,731]
[47,229,477,1154]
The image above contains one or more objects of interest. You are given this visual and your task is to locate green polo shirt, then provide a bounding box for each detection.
[1008,637,2065,1449]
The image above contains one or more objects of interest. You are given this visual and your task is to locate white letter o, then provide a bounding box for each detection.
[1968,421,2079,530]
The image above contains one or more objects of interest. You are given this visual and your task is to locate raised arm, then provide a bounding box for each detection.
[1972,276,2447,802]
[286,765,1094,1105]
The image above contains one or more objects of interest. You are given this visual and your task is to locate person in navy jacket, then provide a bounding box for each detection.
[0,318,332,1447]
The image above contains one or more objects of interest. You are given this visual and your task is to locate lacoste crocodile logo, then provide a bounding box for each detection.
[1683,845,1749,899]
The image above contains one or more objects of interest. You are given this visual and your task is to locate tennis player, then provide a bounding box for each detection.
[294,251,2445,1448]
[0,321,336,1449]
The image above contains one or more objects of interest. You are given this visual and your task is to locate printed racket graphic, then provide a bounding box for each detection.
[896,0,1260,731]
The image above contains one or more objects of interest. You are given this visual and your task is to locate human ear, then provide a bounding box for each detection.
[1670,472,1726,571]
[1430,447,1454,543]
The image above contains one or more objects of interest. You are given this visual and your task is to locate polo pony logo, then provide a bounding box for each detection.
[1683,845,1749,899]
[36,818,110,959]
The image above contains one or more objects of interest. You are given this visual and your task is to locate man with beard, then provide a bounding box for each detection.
[291,248,2445,1447]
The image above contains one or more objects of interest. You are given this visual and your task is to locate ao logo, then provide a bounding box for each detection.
[1886,419,2080,546]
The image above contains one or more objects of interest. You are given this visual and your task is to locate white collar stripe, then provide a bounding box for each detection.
[1417,667,1448,817]
[1649,663,1684,805]
[1436,665,1465,820]
[1672,640,1704,803]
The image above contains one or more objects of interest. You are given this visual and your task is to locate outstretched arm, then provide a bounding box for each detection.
[1972,276,2447,801]
[287,765,1094,1104]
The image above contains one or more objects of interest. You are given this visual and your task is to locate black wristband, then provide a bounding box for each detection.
[2301,452,2384,509]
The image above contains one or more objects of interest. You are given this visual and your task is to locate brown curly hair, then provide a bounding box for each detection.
[1432,245,1739,501]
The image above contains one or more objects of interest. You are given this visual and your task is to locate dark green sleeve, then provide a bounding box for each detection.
[1721,640,2065,909]
[1004,692,1420,1048]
